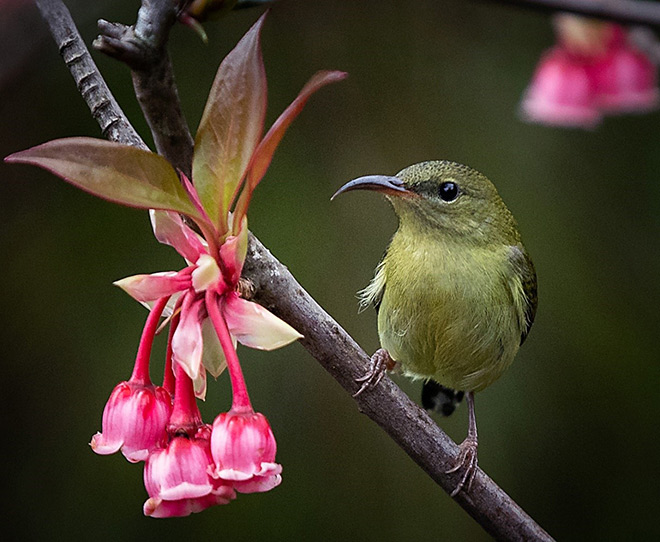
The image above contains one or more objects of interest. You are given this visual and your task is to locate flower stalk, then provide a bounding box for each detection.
[206,289,252,412]
[131,295,171,385]
[169,358,204,433]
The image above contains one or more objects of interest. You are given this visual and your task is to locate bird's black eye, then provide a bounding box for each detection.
[439,181,459,202]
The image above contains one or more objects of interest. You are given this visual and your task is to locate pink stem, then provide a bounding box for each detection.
[205,289,252,412]
[168,359,202,431]
[130,296,170,386]
[163,309,181,395]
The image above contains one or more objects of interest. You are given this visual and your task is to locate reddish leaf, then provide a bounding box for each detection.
[6,138,200,219]
[233,70,347,224]
[192,14,267,233]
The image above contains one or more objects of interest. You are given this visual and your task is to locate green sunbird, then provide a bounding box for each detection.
[333,160,537,496]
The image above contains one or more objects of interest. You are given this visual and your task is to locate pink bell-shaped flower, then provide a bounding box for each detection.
[210,409,282,493]
[521,46,601,128]
[90,380,172,463]
[592,43,659,113]
[143,425,236,518]
[90,297,173,462]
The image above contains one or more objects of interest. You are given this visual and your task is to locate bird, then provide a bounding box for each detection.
[332,160,537,496]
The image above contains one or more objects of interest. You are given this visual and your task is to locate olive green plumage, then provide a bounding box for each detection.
[359,161,537,392]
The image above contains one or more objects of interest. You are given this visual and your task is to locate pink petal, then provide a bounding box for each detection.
[160,481,212,502]
[191,254,222,292]
[232,471,282,494]
[89,431,122,456]
[172,294,205,380]
[143,489,235,518]
[114,270,192,303]
[214,468,253,482]
[223,293,302,350]
[144,436,214,498]
[150,210,206,263]
[219,215,248,284]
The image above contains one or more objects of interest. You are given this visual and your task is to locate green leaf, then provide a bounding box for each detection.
[5,138,200,218]
[192,13,267,233]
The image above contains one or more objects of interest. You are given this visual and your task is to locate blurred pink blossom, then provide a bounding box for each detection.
[521,16,659,128]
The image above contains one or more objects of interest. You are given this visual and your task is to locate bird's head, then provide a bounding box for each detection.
[332,160,521,245]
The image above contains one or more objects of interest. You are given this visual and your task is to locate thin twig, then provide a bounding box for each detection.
[34,0,554,539]
[482,0,660,26]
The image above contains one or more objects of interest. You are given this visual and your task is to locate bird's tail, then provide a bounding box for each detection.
[422,380,464,416]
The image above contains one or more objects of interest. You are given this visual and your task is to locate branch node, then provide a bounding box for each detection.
[81,82,100,102]
[91,97,111,119]
[63,50,86,67]
[94,23,152,71]
[102,117,124,139]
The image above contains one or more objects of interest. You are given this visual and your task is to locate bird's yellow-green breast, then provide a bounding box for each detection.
[357,161,537,392]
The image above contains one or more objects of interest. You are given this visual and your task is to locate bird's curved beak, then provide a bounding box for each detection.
[331,175,409,200]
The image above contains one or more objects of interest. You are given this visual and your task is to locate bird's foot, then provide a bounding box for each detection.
[446,436,478,498]
[353,348,397,397]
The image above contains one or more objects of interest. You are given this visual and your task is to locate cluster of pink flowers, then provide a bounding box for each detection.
[7,15,345,518]
[89,209,293,517]
[521,15,659,128]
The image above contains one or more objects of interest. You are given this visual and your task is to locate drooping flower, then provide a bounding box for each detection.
[520,15,659,128]
[90,296,173,462]
[521,45,601,128]
[210,409,281,493]
[143,365,235,518]
[91,380,172,462]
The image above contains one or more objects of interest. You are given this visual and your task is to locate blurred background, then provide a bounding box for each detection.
[2,0,659,540]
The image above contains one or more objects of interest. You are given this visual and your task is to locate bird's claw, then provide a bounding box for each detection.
[446,436,478,497]
[353,348,396,397]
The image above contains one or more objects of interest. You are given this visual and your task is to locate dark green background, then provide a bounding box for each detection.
[2,0,659,540]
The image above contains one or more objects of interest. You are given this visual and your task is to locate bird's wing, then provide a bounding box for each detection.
[509,245,538,345]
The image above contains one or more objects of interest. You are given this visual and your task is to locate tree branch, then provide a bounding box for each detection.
[243,235,554,541]
[481,0,660,27]
[35,0,554,539]
[94,0,194,176]
[34,0,146,148]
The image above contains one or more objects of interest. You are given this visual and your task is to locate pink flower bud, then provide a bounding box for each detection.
[591,43,659,113]
[90,380,172,463]
[210,410,282,493]
[521,46,601,128]
[143,425,235,518]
